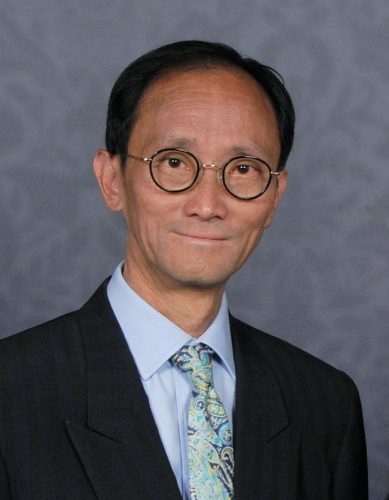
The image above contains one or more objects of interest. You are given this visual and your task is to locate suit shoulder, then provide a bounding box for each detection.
[230,315,355,389]
[230,315,364,455]
[0,310,84,381]
[0,280,111,380]
[0,279,110,355]
[1,310,79,348]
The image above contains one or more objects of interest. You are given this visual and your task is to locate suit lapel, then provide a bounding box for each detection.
[231,316,301,500]
[67,282,181,500]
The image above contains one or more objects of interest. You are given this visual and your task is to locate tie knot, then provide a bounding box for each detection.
[171,343,214,393]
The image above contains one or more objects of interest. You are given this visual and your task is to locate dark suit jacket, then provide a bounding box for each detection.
[0,281,368,499]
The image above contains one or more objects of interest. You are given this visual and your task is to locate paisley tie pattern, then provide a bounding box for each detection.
[171,344,234,499]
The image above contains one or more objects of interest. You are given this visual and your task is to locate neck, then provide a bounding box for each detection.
[122,261,225,338]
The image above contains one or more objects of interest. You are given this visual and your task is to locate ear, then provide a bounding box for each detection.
[93,149,123,212]
[264,169,288,229]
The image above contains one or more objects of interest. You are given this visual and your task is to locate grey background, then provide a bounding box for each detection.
[1,0,388,497]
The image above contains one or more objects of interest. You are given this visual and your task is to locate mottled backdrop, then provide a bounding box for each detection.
[1,0,388,497]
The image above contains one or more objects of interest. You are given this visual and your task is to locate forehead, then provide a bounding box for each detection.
[130,66,280,163]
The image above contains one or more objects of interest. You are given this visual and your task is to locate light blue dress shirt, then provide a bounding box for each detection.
[107,263,236,498]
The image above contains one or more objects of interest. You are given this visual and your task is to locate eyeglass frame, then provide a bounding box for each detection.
[124,148,280,200]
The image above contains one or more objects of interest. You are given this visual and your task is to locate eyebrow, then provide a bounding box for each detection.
[159,136,196,150]
[228,145,269,157]
[156,136,271,159]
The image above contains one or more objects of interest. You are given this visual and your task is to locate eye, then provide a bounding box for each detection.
[226,158,267,180]
[236,163,251,174]
[167,157,182,168]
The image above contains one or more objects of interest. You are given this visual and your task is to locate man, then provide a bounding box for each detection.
[0,41,367,499]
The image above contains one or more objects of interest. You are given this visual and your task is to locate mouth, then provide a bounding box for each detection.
[175,232,229,242]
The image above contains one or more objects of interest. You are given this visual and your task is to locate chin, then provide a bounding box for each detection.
[167,266,234,290]
[182,278,227,290]
[158,252,244,290]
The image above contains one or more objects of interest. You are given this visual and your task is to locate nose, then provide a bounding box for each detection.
[182,165,228,220]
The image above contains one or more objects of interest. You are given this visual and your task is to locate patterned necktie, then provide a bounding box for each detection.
[171,344,234,499]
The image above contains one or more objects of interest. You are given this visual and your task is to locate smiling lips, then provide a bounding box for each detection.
[173,223,233,242]
[176,231,230,242]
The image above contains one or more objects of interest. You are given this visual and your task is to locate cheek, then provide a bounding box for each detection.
[121,189,147,244]
[121,173,157,228]
[126,203,158,241]
[243,224,265,252]
[237,211,273,253]
[243,188,281,237]
[124,189,174,249]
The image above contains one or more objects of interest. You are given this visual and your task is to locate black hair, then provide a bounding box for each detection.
[105,40,295,170]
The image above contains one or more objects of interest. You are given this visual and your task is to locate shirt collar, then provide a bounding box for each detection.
[107,262,235,381]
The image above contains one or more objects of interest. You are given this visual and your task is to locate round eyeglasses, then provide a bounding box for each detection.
[125,148,280,200]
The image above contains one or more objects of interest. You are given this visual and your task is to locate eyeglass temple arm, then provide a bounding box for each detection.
[126,153,151,163]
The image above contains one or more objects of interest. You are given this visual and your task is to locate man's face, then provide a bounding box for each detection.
[97,67,287,294]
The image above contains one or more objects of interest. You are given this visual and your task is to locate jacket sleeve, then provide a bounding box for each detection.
[332,376,368,499]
